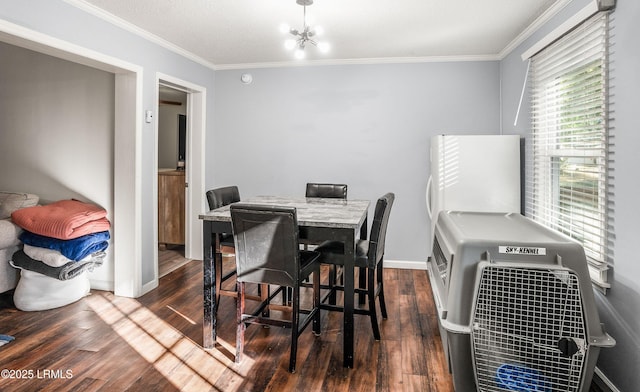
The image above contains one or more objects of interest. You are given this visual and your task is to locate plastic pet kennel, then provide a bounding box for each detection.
[426,211,615,392]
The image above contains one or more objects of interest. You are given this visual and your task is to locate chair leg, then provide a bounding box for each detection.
[377,262,388,319]
[368,267,381,340]
[289,285,300,373]
[261,283,270,317]
[302,244,310,283]
[282,286,294,306]
[358,266,367,305]
[328,265,337,305]
[313,268,321,336]
[236,282,246,364]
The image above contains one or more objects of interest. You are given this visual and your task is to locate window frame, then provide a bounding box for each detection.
[527,12,613,290]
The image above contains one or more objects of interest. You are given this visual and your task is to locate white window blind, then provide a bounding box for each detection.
[527,12,613,289]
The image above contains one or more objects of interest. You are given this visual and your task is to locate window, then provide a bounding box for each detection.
[527,12,613,289]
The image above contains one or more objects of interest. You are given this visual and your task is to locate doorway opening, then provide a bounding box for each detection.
[151,74,206,288]
[157,85,189,278]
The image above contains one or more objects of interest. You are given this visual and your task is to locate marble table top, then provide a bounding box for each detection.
[199,195,370,229]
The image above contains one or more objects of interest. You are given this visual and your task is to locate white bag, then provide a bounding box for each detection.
[11,265,90,311]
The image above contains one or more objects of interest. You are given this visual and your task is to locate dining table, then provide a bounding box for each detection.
[199,195,370,368]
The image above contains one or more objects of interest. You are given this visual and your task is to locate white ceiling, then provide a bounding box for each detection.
[76,0,564,69]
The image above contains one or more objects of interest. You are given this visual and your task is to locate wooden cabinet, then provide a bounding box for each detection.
[158,170,185,246]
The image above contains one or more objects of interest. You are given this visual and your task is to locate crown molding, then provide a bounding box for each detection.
[498,0,573,59]
[66,0,563,71]
[63,0,218,71]
[214,54,500,71]
[520,0,599,60]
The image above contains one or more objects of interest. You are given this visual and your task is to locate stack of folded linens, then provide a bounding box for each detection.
[9,199,110,311]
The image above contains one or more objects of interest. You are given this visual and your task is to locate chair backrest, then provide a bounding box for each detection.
[367,193,395,268]
[230,204,300,287]
[305,183,348,199]
[206,186,240,210]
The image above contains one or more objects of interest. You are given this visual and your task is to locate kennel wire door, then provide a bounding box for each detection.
[471,263,588,392]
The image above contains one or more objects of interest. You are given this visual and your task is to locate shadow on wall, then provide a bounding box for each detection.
[5,161,106,208]
[593,276,640,391]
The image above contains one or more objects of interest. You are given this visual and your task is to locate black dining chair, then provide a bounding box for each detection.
[206,186,241,300]
[207,185,241,212]
[303,183,348,299]
[230,204,321,373]
[305,183,348,199]
[314,192,395,340]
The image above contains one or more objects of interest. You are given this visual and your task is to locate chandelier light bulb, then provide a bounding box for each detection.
[282,0,330,59]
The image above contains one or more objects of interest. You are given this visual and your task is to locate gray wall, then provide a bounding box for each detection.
[0,0,215,287]
[500,0,640,390]
[3,1,636,388]
[212,62,501,262]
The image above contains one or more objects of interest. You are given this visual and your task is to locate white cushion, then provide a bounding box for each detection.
[12,267,90,311]
[0,219,22,249]
[0,192,39,220]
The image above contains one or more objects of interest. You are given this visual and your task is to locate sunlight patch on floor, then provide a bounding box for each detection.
[167,305,197,325]
[85,291,255,391]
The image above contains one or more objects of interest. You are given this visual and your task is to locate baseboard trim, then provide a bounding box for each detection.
[89,279,114,292]
[141,279,159,296]
[593,367,620,392]
[385,260,428,270]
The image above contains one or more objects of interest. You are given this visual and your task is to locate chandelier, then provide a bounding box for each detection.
[281,0,329,59]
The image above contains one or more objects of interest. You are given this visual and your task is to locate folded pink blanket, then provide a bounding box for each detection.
[11,199,110,240]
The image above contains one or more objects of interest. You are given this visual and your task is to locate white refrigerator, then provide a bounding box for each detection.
[426,134,521,252]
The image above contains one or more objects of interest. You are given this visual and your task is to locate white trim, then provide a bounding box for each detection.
[385,260,428,270]
[0,18,139,74]
[151,84,161,291]
[113,71,144,298]
[149,73,207,292]
[594,367,621,392]
[213,55,499,71]
[499,0,573,59]
[521,0,599,60]
[88,279,113,292]
[185,90,206,261]
[589,263,611,291]
[155,73,207,262]
[141,279,159,296]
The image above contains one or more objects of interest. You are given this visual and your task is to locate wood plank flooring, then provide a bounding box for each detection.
[0,258,607,391]
[0,260,453,391]
[158,245,190,278]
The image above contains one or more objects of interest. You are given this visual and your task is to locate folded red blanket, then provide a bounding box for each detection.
[11,199,110,240]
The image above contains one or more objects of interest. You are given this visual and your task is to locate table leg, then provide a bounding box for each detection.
[202,221,217,348]
[343,234,355,368]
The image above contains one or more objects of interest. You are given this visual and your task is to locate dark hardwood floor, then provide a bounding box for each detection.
[158,245,190,278]
[0,259,452,391]
[0,259,606,391]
